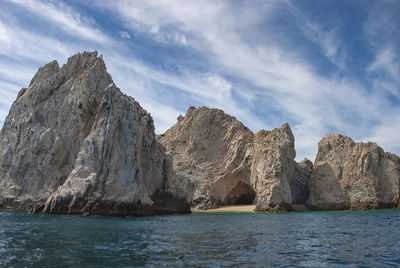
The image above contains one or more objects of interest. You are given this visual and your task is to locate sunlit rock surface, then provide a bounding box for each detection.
[0,51,190,216]
[159,107,296,212]
[307,134,400,210]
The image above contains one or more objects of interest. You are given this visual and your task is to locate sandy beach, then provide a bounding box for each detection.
[193,204,310,212]
[193,205,256,213]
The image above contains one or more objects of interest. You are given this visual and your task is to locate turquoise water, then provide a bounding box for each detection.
[1,210,399,267]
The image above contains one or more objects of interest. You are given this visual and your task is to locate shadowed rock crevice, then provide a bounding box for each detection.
[291,159,313,204]
[222,182,256,205]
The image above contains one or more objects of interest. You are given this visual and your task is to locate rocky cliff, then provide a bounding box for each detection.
[158,106,298,212]
[0,51,190,216]
[307,134,400,210]
[1,52,399,216]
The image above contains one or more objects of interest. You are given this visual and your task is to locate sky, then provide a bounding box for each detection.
[0,0,399,161]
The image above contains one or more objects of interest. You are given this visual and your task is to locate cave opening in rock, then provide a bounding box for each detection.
[224,182,256,205]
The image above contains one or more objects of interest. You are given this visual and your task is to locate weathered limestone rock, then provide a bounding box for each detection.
[0,51,190,216]
[158,106,296,211]
[291,158,313,204]
[6,53,398,215]
[159,107,254,209]
[307,134,400,210]
[249,123,296,212]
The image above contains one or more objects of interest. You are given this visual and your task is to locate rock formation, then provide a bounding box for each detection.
[2,51,399,216]
[0,51,190,216]
[307,134,400,210]
[249,123,296,212]
[158,106,297,212]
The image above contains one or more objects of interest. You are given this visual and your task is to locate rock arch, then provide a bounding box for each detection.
[222,182,256,205]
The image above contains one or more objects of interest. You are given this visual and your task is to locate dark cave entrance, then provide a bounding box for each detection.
[224,182,256,205]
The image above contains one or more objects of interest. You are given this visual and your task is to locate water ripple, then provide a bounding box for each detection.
[0,210,399,266]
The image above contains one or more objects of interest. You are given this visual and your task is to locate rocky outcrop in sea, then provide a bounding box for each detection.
[307,134,400,210]
[159,109,400,212]
[159,106,302,212]
[0,51,399,215]
[0,51,190,216]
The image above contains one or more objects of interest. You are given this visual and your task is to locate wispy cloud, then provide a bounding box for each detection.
[7,0,110,44]
[119,31,131,39]
[285,2,346,70]
[0,0,399,161]
[104,54,266,133]
[361,1,400,151]
[367,46,400,97]
[94,0,400,159]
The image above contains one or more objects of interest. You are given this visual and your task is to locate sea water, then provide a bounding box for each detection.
[0,209,399,267]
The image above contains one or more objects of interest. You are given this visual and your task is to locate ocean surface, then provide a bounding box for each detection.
[1,209,399,267]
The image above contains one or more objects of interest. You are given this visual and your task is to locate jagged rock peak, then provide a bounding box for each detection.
[29,60,59,87]
[0,51,190,216]
[307,134,400,210]
[172,105,251,131]
[159,106,297,212]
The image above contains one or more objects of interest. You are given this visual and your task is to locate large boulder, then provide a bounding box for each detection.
[158,106,296,212]
[0,51,190,216]
[307,134,400,210]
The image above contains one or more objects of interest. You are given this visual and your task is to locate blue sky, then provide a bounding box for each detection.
[0,0,399,161]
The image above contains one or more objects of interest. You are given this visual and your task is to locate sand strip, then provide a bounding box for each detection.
[193,205,256,213]
[193,204,310,212]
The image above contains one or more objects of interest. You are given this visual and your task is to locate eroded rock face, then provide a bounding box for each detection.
[159,107,254,209]
[158,106,296,211]
[307,134,400,210]
[0,51,190,216]
[249,124,296,212]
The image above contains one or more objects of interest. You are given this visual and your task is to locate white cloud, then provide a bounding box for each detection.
[104,54,266,133]
[0,19,76,66]
[361,3,400,154]
[367,46,398,76]
[0,62,36,86]
[0,23,11,44]
[119,31,131,39]
[363,1,400,92]
[97,0,199,46]
[0,1,114,133]
[367,46,400,96]
[285,1,346,70]
[7,0,110,44]
[365,111,400,155]
[0,0,399,161]
[96,0,400,160]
